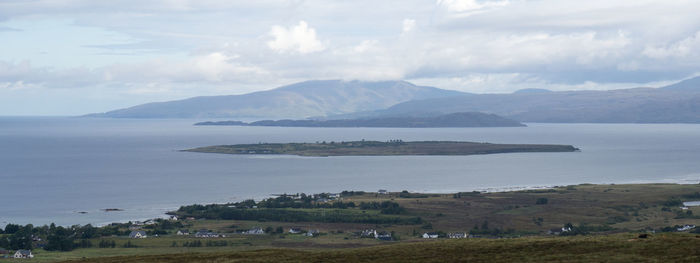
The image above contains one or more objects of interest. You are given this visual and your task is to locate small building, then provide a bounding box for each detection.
[13,250,34,259]
[378,189,388,194]
[245,227,265,235]
[305,229,319,237]
[422,232,439,239]
[129,230,147,239]
[176,230,190,235]
[448,232,468,239]
[677,225,696,231]
[289,228,303,234]
[376,232,392,241]
[360,229,377,238]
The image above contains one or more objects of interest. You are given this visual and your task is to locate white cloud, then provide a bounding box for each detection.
[643,31,700,59]
[402,19,416,33]
[267,21,325,54]
[437,0,509,13]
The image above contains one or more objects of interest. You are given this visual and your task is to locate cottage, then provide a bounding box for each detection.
[447,232,468,239]
[13,250,34,259]
[245,227,265,235]
[376,232,392,241]
[422,232,439,239]
[129,230,147,239]
[289,228,303,234]
[305,229,319,237]
[176,230,190,235]
[677,225,696,231]
[360,229,377,238]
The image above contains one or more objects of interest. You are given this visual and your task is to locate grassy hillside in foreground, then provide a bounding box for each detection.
[58,233,700,263]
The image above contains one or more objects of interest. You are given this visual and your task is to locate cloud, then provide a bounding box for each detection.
[267,21,325,54]
[2,0,700,115]
[402,19,416,33]
[437,0,509,13]
[643,31,700,59]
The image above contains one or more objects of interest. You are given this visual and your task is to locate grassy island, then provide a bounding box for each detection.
[183,140,579,157]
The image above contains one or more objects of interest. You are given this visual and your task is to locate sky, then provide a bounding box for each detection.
[1,0,699,115]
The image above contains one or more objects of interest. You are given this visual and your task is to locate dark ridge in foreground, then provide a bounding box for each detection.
[62,233,700,263]
[194,112,525,128]
[184,140,578,157]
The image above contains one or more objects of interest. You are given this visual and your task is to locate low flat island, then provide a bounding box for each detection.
[183,140,579,157]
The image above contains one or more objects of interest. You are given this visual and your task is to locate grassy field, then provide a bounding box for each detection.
[184,140,578,156]
[54,233,700,262]
[3,183,699,262]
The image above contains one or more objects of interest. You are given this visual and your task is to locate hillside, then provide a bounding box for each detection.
[194,112,525,127]
[341,76,700,123]
[61,233,700,263]
[86,80,465,119]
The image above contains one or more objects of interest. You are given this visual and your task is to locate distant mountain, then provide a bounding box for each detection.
[87,80,466,119]
[344,77,700,123]
[512,88,552,94]
[195,112,525,128]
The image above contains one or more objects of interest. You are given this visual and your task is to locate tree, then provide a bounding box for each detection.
[275,226,284,234]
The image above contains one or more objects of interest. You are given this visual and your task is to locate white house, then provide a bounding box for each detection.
[677,225,696,231]
[245,227,265,235]
[289,228,303,234]
[176,230,190,235]
[305,229,319,237]
[360,229,377,238]
[422,232,439,239]
[13,250,33,259]
[129,230,147,238]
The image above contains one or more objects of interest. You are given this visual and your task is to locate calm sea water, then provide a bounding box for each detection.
[1,117,700,226]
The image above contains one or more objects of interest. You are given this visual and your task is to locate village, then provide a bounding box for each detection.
[1,184,699,261]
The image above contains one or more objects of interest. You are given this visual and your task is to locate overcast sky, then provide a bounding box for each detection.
[1,0,699,115]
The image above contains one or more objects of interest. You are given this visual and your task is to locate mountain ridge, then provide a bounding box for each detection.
[340,77,700,123]
[87,80,466,119]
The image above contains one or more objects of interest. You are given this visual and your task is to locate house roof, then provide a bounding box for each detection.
[16,250,32,255]
[129,230,146,236]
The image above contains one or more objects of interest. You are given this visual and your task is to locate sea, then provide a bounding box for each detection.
[1,117,700,227]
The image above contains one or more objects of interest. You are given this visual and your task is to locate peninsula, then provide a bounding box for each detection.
[194,112,526,128]
[183,140,579,157]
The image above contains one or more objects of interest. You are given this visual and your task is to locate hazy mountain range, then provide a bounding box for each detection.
[344,77,700,123]
[88,76,700,123]
[87,80,464,119]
